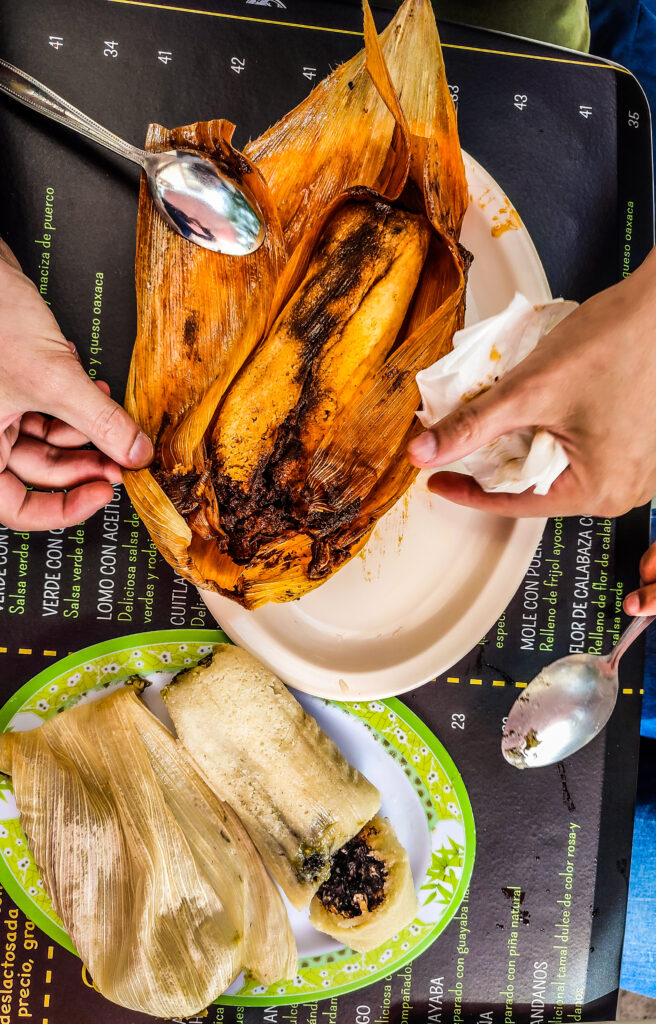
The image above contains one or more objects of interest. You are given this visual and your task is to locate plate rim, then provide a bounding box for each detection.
[0,629,476,1006]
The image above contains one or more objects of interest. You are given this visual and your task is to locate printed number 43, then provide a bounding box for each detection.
[451,713,465,731]
[514,94,527,111]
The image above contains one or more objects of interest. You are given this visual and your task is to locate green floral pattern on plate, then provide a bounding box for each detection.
[0,629,475,1005]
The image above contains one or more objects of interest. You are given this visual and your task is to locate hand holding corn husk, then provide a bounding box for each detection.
[415,294,578,494]
[124,0,470,608]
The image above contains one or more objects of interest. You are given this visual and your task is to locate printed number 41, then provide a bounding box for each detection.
[451,713,465,731]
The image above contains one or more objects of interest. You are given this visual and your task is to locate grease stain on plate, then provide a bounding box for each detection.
[491,209,521,238]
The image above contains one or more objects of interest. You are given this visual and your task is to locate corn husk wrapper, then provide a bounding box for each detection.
[124,0,469,608]
[0,690,296,1018]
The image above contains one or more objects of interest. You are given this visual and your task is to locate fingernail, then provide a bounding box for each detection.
[624,593,640,615]
[128,431,154,467]
[407,431,438,465]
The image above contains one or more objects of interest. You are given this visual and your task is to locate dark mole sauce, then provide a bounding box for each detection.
[316,824,387,919]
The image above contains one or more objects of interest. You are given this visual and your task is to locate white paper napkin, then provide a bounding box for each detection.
[415,293,578,495]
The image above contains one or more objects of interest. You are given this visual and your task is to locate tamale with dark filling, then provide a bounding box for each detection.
[123,0,470,607]
[163,645,381,910]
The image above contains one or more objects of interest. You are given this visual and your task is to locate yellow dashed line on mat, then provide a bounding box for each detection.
[47,946,53,960]
[515,682,527,688]
[493,680,506,687]
[43,650,57,657]
[45,971,52,984]
[640,688,645,695]
[623,688,634,695]
[18,648,32,655]
[470,678,482,685]
[43,994,50,1008]
[447,677,459,683]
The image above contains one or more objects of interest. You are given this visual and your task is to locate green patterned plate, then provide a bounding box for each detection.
[0,629,475,1006]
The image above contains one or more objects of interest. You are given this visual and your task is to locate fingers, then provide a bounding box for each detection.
[624,584,656,616]
[426,470,577,518]
[407,380,535,469]
[20,381,117,449]
[624,542,656,615]
[42,360,153,469]
[639,542,656,584]
[19,412,90,449]
[0,238,21,271]
[0,471,115,531]
[7,437,122,489]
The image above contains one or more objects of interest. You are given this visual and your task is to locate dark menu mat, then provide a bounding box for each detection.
[0,1,653,1022]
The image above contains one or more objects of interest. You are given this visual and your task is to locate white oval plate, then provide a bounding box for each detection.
[201,155,548,700]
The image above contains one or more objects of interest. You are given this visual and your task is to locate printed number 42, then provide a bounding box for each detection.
[451,713,465,731]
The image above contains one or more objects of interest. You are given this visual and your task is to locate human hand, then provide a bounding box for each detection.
[0,238,152,530]
[407,247,656,519]
[624,542,656,616]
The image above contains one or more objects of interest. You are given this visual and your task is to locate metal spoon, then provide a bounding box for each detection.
[0,58,265,256]
[501,614,655,769]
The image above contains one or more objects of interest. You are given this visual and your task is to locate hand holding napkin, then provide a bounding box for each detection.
[415,293,578,495]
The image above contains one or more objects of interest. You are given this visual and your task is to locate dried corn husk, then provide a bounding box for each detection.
[0,690,296,1017]
[124,0,469,607]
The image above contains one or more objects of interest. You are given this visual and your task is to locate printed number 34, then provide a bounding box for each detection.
[451,713,465,730]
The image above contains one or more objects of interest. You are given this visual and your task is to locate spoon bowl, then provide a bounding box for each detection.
[0,59,266,256]
[146,149,266,255]
[502,613,654,769]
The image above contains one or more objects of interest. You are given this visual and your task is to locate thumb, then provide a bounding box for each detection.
[407,381,531,469]
[43,357,153,469]
[0,238,22,271]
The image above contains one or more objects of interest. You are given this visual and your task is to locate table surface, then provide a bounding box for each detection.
[0,1,653,1022]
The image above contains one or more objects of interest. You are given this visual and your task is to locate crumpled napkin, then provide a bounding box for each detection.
[415,292,578,495]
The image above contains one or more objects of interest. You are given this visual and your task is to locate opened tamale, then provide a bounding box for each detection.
[163,646,382,909]
[124,0,470,607]
[0,690,296,1018]
[309,815,418,953]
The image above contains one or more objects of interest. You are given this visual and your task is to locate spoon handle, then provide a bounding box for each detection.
[0,58,146,168]
[607,613,656,672]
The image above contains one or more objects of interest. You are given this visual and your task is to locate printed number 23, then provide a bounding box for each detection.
[451,713,465,730]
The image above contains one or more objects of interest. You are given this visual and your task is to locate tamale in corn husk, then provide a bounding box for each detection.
[164,646,381,909]
[0,689,296,1017]
[124,0,469,607]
